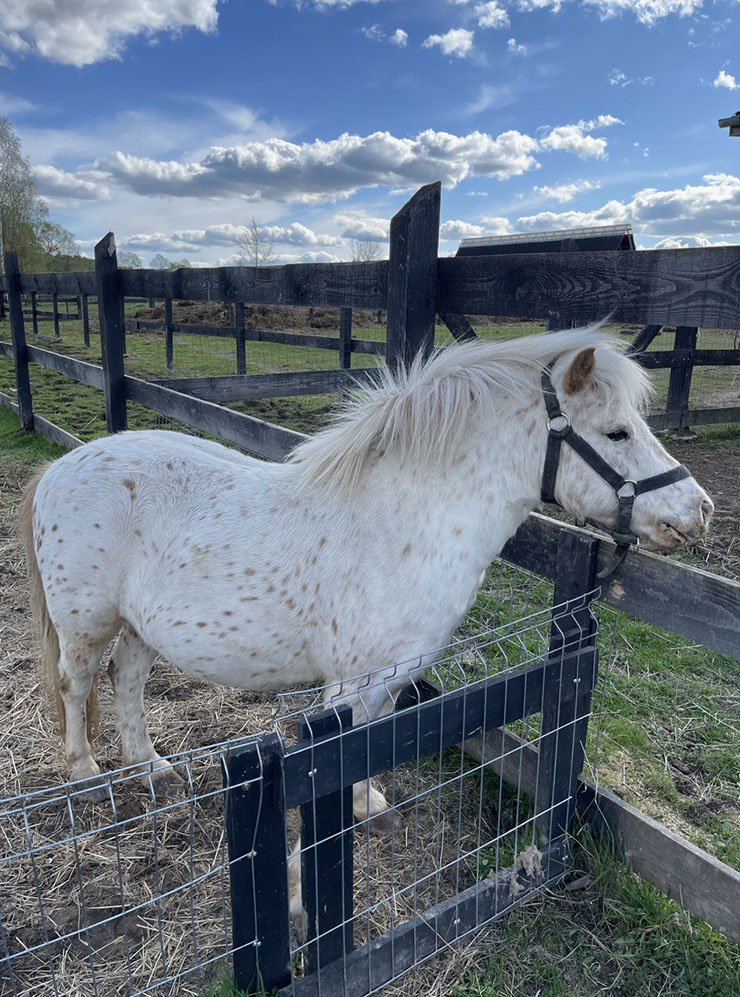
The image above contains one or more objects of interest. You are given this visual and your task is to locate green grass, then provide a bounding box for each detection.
[450,828,740,997]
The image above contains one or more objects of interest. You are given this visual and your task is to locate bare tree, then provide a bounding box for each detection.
[349,238,383,262]
[236,218,276,267]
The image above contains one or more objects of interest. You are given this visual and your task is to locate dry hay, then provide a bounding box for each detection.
[0,462,542,997]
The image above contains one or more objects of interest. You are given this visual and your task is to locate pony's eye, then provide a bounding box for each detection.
[606,429,630,442]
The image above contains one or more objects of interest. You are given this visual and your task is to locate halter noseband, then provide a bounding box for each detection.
[540,369,691,579]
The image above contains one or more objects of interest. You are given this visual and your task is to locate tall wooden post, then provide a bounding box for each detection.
[82,294,90,347]
[666,326,698,432]
[4,252,33,429]
[385,182,441,370]
[31,291,38,337]
[52,291,60,339]
[235,301,246,375]
[339,307,352,370]
[164,296,174,371]
[0,285,5,321]
[535,530,600,877]
[225,736,291,995]
[94,233,127,433]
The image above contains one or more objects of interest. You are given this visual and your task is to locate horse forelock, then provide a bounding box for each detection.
[289,325,652,492]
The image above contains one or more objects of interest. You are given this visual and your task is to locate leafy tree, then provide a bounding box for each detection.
[236,218,275,267]
[118,250,143,269]
[148,252,170,269]
[0,115,41,270]
[168,258,191,269]
[36,219,76,258]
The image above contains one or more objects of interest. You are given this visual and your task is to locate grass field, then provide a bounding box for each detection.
[1,311,739,995]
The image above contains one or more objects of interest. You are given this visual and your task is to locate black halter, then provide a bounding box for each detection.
[540,369,691,579]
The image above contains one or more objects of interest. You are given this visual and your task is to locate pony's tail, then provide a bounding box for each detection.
[18,466,99,743]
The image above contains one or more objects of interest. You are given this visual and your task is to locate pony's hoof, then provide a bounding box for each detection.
[368,807,396,836]
[145,765,185,799]
[70,775,109,804]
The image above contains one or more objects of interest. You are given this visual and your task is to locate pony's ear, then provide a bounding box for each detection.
[563,346,596,394]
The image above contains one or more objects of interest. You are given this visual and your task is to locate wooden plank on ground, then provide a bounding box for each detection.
[437,247,740,328]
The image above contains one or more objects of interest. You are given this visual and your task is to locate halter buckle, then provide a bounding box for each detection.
[616,479,637,499]
[546,413,570,437]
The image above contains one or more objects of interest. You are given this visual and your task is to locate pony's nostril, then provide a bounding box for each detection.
[700,498,714,523]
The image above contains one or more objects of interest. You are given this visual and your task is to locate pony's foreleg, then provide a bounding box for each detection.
[109,624,183,796]
[349,684,399,832]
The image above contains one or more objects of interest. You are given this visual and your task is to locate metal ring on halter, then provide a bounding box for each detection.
[616,479,637,499]
[546,413,570,435]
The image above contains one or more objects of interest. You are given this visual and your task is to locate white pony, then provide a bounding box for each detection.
[21,329,712,820]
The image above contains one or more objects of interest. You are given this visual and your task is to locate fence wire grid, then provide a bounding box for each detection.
[0,574,603,997]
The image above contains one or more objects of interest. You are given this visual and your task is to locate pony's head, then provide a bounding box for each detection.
[547,341,713,551]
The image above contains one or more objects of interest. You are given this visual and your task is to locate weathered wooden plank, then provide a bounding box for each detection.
[0,390,19,413]
[31,415,83,450]
[665,326,697,429]
[647,406,740,431]
[82,294,90,347]
[95,233,127,433]
[339,306,352,369]
[440,312,478,342]
[235,301,246,375]
[119,260,388,308]
[627,324,662,354]
[503,513,740,662]
[637,349,740,368]
[123,375,305,461]
[152,367,383,402]
[386,182,441,368]
[19,271,97,295]
[164,296,174,370]
[25,344,105,389]
[437,247,740,328]
[284,838,568,997]
[4,252,33,429]
[0,339,13,359]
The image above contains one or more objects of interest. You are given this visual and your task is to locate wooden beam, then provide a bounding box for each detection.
[386,181,441,369]
[4,252,33,429]
[95,233,127,433]
[25,344,105,390]
[637,348,740,368]
[627,324,662,355]
[119,260,388,308]
[152,367,383,402]
[665,326,697,429]
[437,247,740,328]
[440,312,478,342]
[338,307,352,369]
[19,272,97,295]
[123,375,306,461]
[648,406,740,431]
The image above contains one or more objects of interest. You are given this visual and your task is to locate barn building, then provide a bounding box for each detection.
[457,223,635,257]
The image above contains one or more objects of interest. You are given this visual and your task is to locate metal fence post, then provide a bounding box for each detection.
[224,735,292,996]
[535,529,600,876]
[298,705,354,975]
[94,233,127,433]
[4,252,33,429]
[386,181,441,370]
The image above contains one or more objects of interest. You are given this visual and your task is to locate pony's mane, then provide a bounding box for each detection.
[289,326,652,492]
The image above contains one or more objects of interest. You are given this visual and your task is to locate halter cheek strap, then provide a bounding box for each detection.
[540,370,691,579]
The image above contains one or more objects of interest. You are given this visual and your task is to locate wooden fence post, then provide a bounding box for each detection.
[235,302,247,375]
[225,736,292,996]
[82,294,90,347]
[339,307,352,370]
[665,326,698,432]
[94,233,127,433]
[52,291,60,339]
[0,286,5,321]
[386,181,441,370]
[31,291,38,337]
[298,706,354,975]
[535,530,600,877]
[4,252,34,429]
[164,296,174,371]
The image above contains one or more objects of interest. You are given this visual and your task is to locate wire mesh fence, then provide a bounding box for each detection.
[0,573,600,997]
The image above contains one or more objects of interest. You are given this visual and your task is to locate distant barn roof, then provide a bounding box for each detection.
[457,224,635,256]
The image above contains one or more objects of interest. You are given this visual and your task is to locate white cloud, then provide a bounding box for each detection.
[540,115,622,159]
[517,172,740,238]
[361,24,408,45]
[335,213,389,241]
[84,127,542,203]
[652,236,722,249]
[440,216,513,240]
[122,220,342,253]
[475,2,510,28]
[422,28,475,58]
[0,0,221,68]
[609,67,655,86]
[583,0,702,25]
[0,91,37,115]
[714,69,740,90]
[533,179,600,202]
[507,38,527,54]
[33,164,111,200]
[464,83,517,115]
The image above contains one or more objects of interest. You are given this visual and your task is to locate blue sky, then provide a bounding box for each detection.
[1,0,739,264]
